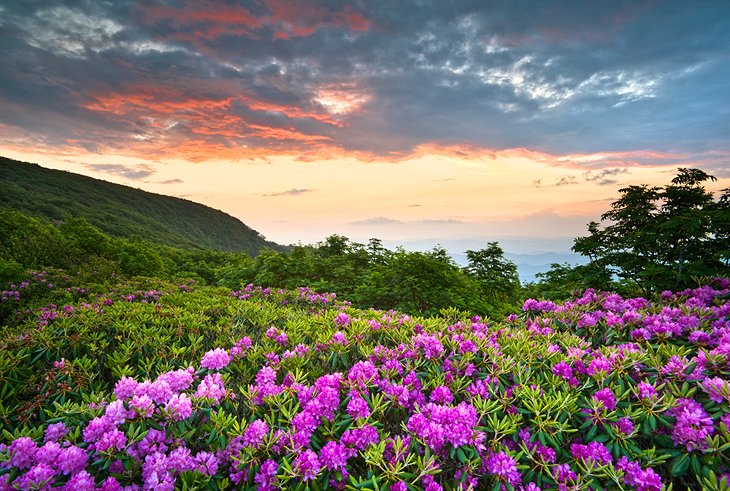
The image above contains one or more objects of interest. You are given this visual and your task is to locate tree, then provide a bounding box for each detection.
[573,168,728,293]
[465,243,520,299]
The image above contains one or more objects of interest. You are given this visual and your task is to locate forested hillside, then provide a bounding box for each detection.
[0,157,283,255]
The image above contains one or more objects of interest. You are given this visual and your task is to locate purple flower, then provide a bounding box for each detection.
[142,452,175,490]
[617,457,662,491]
[702,377,729,404]
[254,459,279,491]
[319,441,349,471]
[612,417,635,435]
[294,449,321,481]
[96,429,127,453]
[114,376,138,399]
[485,451,521,486]
[105,400,132,425]
[347,394,371,419]
[661,355,694,380]
[429,386,454,405]
[201,348,231,370]
[195,451,219,476]
[62,470,95,491]
[593,388,617,411]
[256,366,278,386]
[35,441,61,467]
[331,331,348,345]
[390,482,408,491]
[8,437,38,469]
[552,361,573,379]
[130,429,170,460]
[231,336,252,357]
[165,393,193,421]
[587,357,612,377]
[130,394,155,418]
[413,333,444,360]
[17,464,55,490]
[243,419,269,448]
[552,463,578,485]
[168,446,195,473]
[100,476,123,491]
[156,367,195,392]
[669,398,714,451]
[636,382,657,400]
[570,441,612,466]
[44,422,69,443]
[348,361,379,388]
[335,312,350,326]
[341,425,379,451]
[406,402,478,451]
[195,373,227,403]
[459,339,477,354]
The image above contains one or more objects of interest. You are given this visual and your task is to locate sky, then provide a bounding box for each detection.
[1,0,729,257]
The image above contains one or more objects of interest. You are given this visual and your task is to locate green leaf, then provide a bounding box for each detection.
[671,454,689,476]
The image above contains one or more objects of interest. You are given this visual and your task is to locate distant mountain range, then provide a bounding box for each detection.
[502,251,588,283]
[381,238,587,283]
[0,157,284,255]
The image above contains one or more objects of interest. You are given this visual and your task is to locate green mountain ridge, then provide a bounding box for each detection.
[0,156,284,255]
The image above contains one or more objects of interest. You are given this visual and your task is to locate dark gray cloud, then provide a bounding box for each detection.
[0,0,728,164]
[156,178,184,184]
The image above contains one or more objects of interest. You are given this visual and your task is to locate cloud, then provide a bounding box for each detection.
[583,168,629,185]
[84,163,156,180]
[0,0,728,168]
[555,175,578,186]
[156,178,184,184]
[264,187,316,197]
[350,216,403,225]
[350,216,466,226]
[138,0,369,42]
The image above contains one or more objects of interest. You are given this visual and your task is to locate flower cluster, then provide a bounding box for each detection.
[1,279,729,490]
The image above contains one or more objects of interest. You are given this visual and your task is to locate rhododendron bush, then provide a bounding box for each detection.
[1,274,730,490]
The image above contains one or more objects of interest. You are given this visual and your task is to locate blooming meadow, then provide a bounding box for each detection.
[1,273,730,490]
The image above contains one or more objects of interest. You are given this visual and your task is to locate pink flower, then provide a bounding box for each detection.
[165,393,193,421]
[201,348,231,370]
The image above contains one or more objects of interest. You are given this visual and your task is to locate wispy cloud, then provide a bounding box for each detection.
[84,163,156,180]
[264,188,317,197]
[350,216,466,226]
[583,168,629,185]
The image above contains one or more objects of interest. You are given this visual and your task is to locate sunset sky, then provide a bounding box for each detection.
[1,0,729,256]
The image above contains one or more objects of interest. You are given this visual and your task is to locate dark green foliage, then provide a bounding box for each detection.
[465,242,521,307]
[525,262,618,300]
[0,206,521,319]
[231,237,522,318]
[572,168,729,294]
[0,156,284,255]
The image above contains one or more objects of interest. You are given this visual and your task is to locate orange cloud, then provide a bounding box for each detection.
[138,0,369,42]
[240,96,345,127]
[263,0,369,40]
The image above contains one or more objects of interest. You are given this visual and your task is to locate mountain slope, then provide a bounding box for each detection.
[0,156,284,255]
